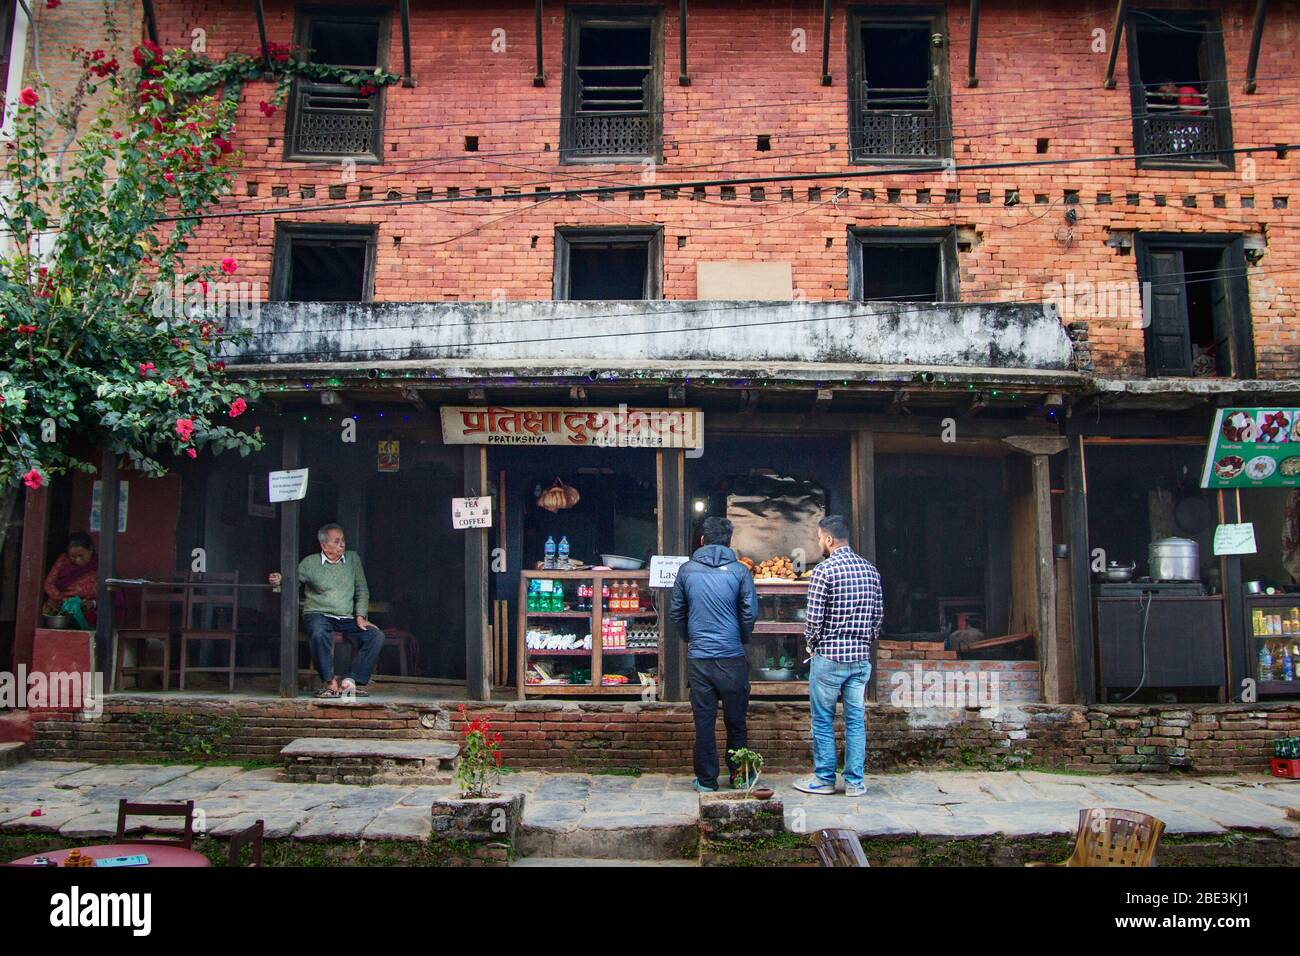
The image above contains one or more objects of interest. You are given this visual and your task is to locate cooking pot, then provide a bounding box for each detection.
[1244,580,1266,595]
[1149,536,1200,582]
[1097,561,1136,583]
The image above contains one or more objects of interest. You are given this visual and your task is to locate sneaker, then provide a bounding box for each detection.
[844,783,867,798]
[693,779,719,793]
[792,775,836,795]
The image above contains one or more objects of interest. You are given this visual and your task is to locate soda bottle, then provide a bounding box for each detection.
[527,579,538,612]
[544,536,556,570]
[558,536,570,569]
[1284,644,1295,682]
[631,580,640,611]
[1260,644,1273,681]
[602,582,610,611]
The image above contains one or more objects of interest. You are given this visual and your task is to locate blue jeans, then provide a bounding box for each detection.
[809,655,871,789]
[304,614,384,685]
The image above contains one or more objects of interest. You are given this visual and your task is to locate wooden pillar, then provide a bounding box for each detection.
[278,426,301,699]
[1220,490,1245,701]
[464,446,490,700]
[95,451,120,683]
[1063,435,1096,703]
[659,448,687,702]
[850,430,875,562]
[12,486,51,671]
[1030,453,1060,703]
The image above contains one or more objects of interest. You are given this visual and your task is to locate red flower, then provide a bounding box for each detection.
[357,82,378,97]
[228,397,248,418]
[19,87,38,107]
[150,117,164,133]
[110,130,122,140]
[492,751,503,767]
[186,447,197,459]
[258,100,277,118]
[163,172,174,183]
[47,0,60,9]
[220,257,238,275]
[138,362,156,375]
[197,279,209,294]
[212,135,233,155]
[90,49,105,61]
[175,418,194,442]
[133,40,163,69]
[16,324,38,334]
[23,468,43,489]
[91,57,119,78]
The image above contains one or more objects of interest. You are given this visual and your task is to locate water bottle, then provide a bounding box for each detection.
[1260,644,1273,681]
[558,536,570,569]
[544,536,556,570]
[1284,645,1295,682]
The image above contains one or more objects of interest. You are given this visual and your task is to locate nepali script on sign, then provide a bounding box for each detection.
[440,406,703,449]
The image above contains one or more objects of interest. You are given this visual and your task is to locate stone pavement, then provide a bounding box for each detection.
[1,761,1297,858]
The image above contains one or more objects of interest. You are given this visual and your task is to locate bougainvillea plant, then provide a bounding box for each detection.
[455,704,505,799]
[0,32,267,552]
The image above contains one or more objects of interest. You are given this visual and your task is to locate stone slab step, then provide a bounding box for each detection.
[516,815,699,861]
[280,737,459,786]
[511,857,699,867]
[0,741,31,768]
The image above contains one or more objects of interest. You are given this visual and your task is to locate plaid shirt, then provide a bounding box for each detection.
[803,545,883,663]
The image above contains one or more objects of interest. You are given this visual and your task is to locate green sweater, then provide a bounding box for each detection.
[297,551,369,618]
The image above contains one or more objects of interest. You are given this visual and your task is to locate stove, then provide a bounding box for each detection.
[1097,579,1205,598]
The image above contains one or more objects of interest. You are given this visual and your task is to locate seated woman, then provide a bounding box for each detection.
[42,533,101,625]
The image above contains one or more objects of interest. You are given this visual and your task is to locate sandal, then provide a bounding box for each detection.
[340,679,369,698]
[316,687,341,699]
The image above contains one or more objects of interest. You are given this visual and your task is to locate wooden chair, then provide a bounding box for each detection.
[115,799,195,848]
[179,572,239,691]
[227,820,264,867]
[1025,808,1166,867]
[114,576,187,692]
[812,828,870,867]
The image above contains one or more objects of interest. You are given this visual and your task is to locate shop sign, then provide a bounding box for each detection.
[1201,408,1300,488]
[1213,523,1257,556]
[268,468,310,503]
[441,406,702,449]
[452,496,492,529]
[649,555,690,588]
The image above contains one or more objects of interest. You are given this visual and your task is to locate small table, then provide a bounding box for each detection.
[9,843,212,868]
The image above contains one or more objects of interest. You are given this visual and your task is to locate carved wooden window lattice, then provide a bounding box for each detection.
[561,11,661,161]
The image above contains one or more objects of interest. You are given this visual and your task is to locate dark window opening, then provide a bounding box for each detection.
[562,11,660,161]
[555,229,661,300]
[1140,237,1253,378]
[287,9,387,161]
[1127,11,1231,168]
[850,229,956,303]
[0,3,15,127]
[849,8,949,161]
[273,225,376,302]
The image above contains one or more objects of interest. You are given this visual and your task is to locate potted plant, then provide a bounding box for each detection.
[730,747,773,800]
[455,703,504,798]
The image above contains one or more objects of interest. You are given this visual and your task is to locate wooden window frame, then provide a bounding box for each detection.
[1125,9,1234,172]
[553,226,664,300]
[1136,232,1254,379]
[560,5,664,165]
[846,4,952,165]
[284,4,391,164]
[271,222,379,302]
[848,227,959,303]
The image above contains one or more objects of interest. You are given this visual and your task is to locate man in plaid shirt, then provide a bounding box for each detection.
[794,515,883,797]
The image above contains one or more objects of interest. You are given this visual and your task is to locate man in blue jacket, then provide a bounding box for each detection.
[670,516,759,792]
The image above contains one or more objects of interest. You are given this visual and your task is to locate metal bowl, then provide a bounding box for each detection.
[600,554,644,570]
[1096,562,1136,583]
[42,614,71,629]
[757,668,797,681]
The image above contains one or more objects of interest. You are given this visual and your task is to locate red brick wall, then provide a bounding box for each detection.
[142,1,1300,378]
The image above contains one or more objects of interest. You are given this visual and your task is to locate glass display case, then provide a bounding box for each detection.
[517,570,659,698]
[748,580,810,696]
[1245,595,1300,696]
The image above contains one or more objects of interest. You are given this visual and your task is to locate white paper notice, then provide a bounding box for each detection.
[1213,522,1257,556]
[268,469,309,503]
[452,496,492,529]
[649,555,690,589]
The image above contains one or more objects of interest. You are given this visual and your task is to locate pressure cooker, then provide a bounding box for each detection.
[1148,536,1200,582]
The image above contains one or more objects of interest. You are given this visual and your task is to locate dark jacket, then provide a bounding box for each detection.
[669,545,759,659]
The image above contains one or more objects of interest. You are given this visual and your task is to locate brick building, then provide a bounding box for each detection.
[9,1,1300,724]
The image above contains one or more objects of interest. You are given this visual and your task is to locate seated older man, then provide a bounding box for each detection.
[269,523,384,699]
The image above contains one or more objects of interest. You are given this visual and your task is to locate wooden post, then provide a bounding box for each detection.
[533,0,545,86]
[659,448,687,702]
[966,0,980,88]
[1102,0,1129,90]
[819,0,832,85]
[850,430,875,562]
[399,0,414,86]
[464,446,491,700]
[1244,0,1269,94]
[95,451,119,684]
[12,485,51,672]
[1063,435,1096,703]
[1031,453,1059,703]
[278,426,301,699]
[1219,490,1244,701]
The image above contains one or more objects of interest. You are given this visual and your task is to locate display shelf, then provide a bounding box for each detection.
[750,579,810,693]
[1243,595,1300,694]
[518,569,659,698]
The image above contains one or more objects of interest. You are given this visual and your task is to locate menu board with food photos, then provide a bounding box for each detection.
[1201,408,1300,488]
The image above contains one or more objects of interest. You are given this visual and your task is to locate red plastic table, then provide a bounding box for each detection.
[8,843,211,867]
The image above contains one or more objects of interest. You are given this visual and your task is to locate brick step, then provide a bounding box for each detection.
[511,857,699,867]
[0,741,31,768]
[280,737,460,785]
[516,815,699,861]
